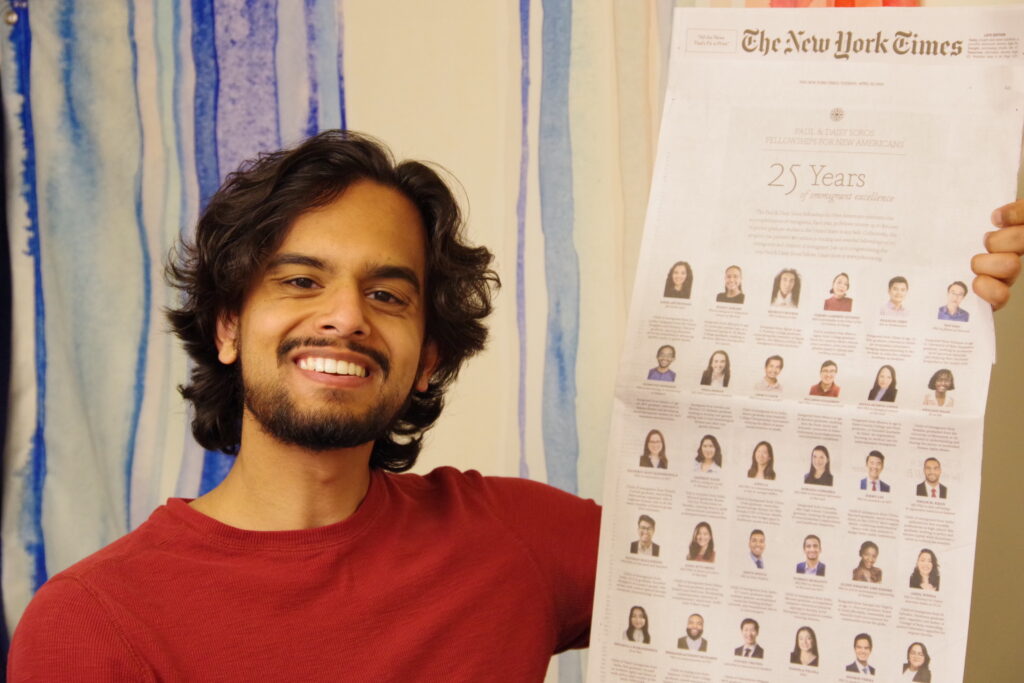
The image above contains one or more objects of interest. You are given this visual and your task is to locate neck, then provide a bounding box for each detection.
[190,414,374,530]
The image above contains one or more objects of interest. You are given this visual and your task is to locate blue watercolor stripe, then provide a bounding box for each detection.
[199,449,235,495]
[11,0,50,591]
[336,2,346,130]
[191,0,228,491]
[265,0,283,149]
[516,0,531,480]
[303,0,320,137]
[124,0,153,525]
[539,0,580,497]
[191,0,220,206]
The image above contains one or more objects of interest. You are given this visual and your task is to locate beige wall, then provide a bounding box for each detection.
[967,258,1024,680]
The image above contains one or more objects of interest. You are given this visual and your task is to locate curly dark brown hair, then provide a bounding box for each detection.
[166,130,498,471]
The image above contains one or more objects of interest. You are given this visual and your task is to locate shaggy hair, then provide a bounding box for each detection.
[166,130,499,471]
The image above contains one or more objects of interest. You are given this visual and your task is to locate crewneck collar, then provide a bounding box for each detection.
[160,469,387,551]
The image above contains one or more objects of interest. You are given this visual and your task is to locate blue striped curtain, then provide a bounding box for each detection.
[2,2,676,679]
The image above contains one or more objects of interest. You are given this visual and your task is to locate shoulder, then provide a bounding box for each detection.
[398,467,598,514]
[10,575,150,680]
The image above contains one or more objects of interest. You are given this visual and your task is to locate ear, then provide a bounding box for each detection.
[215,313,240,365]
[415,341,440,393]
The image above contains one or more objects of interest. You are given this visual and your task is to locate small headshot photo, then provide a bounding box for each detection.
[846,633,875,675]
[647,345,677,382]
[748,529,766,569]
[716,265,745,304]
[881,275,909,317]
[809,360,840,397]
[902,642,932,682]
[677,613,708,651]
[624,605,651,644]
[789,626,819,667]
[923,368,954,408]
[699,350,731,388]
[916,457,947,499]
[909,549,940,592]
[639,429,667,469]
[747,441,776,480]
[804,445,833,487]
[860,450,890,492]
[734,618,763,658]
[823,272,853,312]
[753,354,783,393]
[694,434,723,474]
[770,268,801,308]
[686,521,716,562]
[852,540,882,583]
[866,364,897,402]
[629,514,659,557]
[663,261,693,299]
[937,280,969,322]
[796,534,825,577]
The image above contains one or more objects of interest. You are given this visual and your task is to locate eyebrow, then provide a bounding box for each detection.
[266,253,422,294]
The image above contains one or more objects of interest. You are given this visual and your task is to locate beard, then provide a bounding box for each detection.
[241,337,411,451]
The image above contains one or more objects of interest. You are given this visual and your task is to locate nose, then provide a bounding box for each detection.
[314,285,370,338]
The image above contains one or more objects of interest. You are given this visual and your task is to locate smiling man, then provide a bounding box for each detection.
[8,130,1024,681]
[917,457,948,499]
[796,534,826,577]
[8,132,599,681]
[809,360,840,397]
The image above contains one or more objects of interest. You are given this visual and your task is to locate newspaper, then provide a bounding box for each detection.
[587,7,1024,683]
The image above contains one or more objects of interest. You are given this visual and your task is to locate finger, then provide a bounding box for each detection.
[984,225,1024,255]
[992,200,1024,228]
[972,274,1011,310]
[971,252,1021,284]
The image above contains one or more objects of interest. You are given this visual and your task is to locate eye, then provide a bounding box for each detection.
[367,290,406,305]
[283,277,319,289]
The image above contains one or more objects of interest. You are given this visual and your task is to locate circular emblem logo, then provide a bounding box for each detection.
[830,108,844,122]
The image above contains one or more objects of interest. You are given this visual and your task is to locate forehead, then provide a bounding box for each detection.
[272,181,427,276]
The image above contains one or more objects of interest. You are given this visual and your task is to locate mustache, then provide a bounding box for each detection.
[277,338,391,377]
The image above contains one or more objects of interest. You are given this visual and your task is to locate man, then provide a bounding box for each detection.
[647,344,677,382]
[809,360,840,397]
[753,355,783,393]
[916,457,948,498]
[796,534,826,576]
[938,280,970,322]
[8,132,600,680]
[677,613,708,651]
[881,275,910,316]
[630,515,660,556]
[733,618,764,658]
[9,131,1024,680]
[716,265,745,304]
[845,633,876,675]
[748,529,766,569]
[860,451,890,492]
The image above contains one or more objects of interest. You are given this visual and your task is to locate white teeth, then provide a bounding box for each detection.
[299,356,367,377]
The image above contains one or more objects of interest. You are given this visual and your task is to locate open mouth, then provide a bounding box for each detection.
[296,356,368,378]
